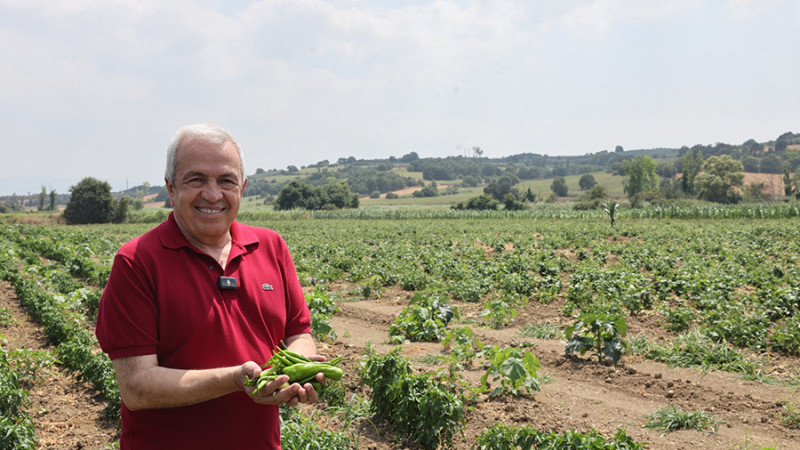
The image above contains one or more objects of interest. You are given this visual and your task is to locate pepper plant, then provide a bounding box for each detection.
[565,310,628,365]
[388,293,454,344]
[480,346,541,398]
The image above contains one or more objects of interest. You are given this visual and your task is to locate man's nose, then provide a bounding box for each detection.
[202,181,224,202]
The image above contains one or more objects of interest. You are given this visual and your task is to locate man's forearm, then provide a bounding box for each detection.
[113,355,242,411]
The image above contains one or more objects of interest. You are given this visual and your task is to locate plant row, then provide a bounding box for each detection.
[0,230,121,419]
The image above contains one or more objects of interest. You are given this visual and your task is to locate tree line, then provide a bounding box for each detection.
[4,131,798,220]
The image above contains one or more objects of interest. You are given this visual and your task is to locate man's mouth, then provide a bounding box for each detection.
[197,207,224,214]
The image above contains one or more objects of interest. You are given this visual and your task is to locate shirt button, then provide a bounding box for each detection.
[208,265,214,270]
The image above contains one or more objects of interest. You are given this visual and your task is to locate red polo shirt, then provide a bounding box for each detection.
[96,212,311,449]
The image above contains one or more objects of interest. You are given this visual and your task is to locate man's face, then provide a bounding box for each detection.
[166,138,246,247]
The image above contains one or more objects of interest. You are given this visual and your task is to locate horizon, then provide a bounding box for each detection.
[1,133,794,198]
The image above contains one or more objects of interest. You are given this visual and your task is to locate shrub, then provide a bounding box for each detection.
[480,346,541,398]
[361,347,465,449]
[63,177,114,224]
[565,310,628,365]
[388,293,454,343]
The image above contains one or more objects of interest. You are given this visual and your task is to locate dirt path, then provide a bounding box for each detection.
[0,280,120,449]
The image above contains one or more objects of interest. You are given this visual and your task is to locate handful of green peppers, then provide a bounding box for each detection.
[245,345,344,396]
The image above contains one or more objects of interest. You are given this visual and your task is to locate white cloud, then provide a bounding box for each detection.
[0,0,797,194]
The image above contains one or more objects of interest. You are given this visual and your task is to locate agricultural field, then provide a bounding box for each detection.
[2,206,800,449]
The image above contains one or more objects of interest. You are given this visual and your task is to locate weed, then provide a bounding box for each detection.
[645,403,722,434]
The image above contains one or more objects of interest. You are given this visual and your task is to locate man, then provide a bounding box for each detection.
[96,124,323,448]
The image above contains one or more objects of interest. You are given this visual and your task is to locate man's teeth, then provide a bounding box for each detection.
[198,207,221,213]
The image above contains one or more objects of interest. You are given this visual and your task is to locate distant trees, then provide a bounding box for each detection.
[694,155,744,203]
[574,184,608,210]
[578,174,597,190]
[550,177,568,197]
[681,147,704,195]
[274,180,359,210]
[38,186,47,211]
[622,156,659,200]
[346,169,412,195]
[484,174,519,201]
[412,182,439,198]
[64,177,129,224]
[452,194,498,211]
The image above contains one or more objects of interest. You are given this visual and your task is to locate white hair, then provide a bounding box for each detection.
[165,124,245,185]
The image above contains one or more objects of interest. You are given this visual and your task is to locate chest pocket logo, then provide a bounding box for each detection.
[262,283,274,291]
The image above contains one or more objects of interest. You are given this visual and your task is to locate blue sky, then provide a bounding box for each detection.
[1,0,798,196]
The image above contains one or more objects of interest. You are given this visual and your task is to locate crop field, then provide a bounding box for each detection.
[1,207,800,448]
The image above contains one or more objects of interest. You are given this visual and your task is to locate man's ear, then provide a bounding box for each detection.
[165,177,175,203]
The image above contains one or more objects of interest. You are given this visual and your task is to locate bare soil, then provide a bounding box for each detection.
[3,280,800,449]
[741,173,785,196]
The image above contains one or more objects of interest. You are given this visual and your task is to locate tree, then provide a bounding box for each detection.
[112,196,131,223]
[742,138,762,155]
[274,180,313,210]
[774,132,794,154]
[574,184,608,210]
[694,155,744,203]
[413,182,439,198]
[400,152,419,163]
[63,177,114,224]
[502,193,525,210]
[38,185,47,211]
[578,174,597,190]
[759,155,783,174]
[484,174,519,201]
[523,188,536,202]
[741,155,760,172]
[550,176,568,197]
[622,156,659,199]
[681,147,703,195]
[453,194,498,210]
[274,180,358,210]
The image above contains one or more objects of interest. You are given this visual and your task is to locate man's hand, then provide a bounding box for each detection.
[237,360,325,406]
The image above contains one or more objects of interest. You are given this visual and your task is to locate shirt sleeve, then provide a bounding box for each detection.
[276,235,312,338]
[95,249,160,360]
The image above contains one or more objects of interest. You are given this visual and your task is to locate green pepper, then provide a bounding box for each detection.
[283,362,344,382]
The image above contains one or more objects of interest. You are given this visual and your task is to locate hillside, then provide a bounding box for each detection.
[2,131,799,212]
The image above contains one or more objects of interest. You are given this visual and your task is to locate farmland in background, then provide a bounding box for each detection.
[1,207,800,448]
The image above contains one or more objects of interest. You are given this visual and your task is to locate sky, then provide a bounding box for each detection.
[1,0,798,196]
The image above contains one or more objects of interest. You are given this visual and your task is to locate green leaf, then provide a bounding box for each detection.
[500,357,527,382]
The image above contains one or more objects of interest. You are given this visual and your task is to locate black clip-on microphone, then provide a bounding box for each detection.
[217,276,238,290]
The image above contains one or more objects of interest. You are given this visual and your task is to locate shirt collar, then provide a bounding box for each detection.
[159,211,258,257]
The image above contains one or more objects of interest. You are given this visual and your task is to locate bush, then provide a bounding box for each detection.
[565,310,628,365]
[388,293,454,343]
[63,177,114,224]
[361,348,465,449]
[452,194,498,211]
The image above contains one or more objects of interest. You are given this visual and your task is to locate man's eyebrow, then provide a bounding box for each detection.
[181,171,207,180]
[181,171,240,181]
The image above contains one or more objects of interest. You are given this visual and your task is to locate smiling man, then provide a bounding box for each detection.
[96,124,323,449]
